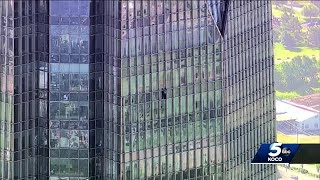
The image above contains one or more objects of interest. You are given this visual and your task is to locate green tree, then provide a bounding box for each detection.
[275,91,300,100]
[281,32,297,49]
[279,5,294,15]
[302,3,320,20]
[279,12,291,26]
[273,28,281,42]
[275,56,320,95]
[279,13,303,47]
[307,25,320,48]
[274,64,287,92]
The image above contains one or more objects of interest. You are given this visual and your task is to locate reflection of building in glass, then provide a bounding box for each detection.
[106,1,276,179]
[0,0,275,179]
[0,1,14,179]
[48,1,93,179]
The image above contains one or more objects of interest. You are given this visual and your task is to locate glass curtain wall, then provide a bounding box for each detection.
[118,1,223,179]
[89,0,105,179]
[12,0,50,179]
[0,1,14,179]
[221,1,276,179]
[49,1,90,179]
[104,1,122,179]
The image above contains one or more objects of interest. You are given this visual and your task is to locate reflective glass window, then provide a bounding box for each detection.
[79,74,88,91]
[60,130,69,148]
[70,74,80,91]
[50,102,60,120]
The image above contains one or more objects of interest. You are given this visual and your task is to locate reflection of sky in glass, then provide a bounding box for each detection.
[50,1,89,16]
[49,0,90,178]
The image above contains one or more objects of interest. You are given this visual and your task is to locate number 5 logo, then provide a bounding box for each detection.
[268,143,282,157]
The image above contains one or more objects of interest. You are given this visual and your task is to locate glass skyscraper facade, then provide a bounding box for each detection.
[49,1,91,179]
[0,1,14,179]
[0,0,276,180]
[222,1,276,179]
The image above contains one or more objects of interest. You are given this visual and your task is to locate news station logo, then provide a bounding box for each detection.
[252,143,300,164]
[268,143,291,162]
